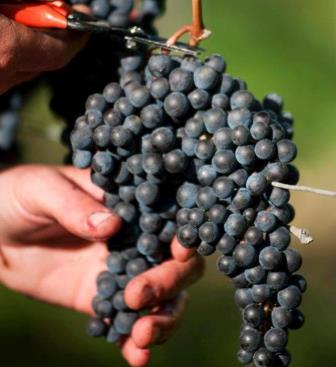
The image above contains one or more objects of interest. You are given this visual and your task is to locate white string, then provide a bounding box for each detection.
[272,182,336,197]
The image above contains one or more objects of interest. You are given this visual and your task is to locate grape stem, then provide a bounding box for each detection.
[289,226,314,245]
[166,0,211,47]
[272,181,336,197]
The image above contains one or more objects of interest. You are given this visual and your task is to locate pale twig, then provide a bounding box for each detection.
[272,182,336,197]
[290,225,314,245]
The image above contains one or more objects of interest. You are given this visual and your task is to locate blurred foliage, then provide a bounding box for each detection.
[4,0,336,366]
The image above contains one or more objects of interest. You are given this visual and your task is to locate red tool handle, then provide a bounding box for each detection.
[0,1,71,29]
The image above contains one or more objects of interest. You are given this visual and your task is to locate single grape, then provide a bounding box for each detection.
[213,176,235,199]
[264,328,288,353]
[269,226,290,250]
[245,265,266,284]
[213,127,233,149]
[194,65,219,90]
[252,284,272,303]
[277,285,302,308]
[176,182,199,208]
[259,246,283,270]
[216,234,237,255]
[255,211,278,233]
[196,186,217,210]
[234,288,253,309]
[114,312,139,335]
[199,221,220,243]
[212,150,237,174]
[243,304,264,328]
[185,117,205,138]
[217,255,237,276]
[197,242,216,256]
[253,348,274,367]
[169,68,194,92]
[224,214,247,237]
[207,204,228,224]
[284,248,302,273]
[177,224,199,248]
[164,92,190,118]
[87,318,107,337]
[126,258,149,277]
[267,272,289,291]
[271,307,293,329]
[240,327,262,352]
[203,108,227,133]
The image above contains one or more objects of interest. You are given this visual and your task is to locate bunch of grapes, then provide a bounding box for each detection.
[0,90,23,163]
[70,49,305,366]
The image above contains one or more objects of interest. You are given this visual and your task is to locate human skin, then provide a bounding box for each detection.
[0,165,205,367]
[0,8,88,94]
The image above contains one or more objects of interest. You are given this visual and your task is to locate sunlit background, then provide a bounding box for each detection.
[1,0,336,366]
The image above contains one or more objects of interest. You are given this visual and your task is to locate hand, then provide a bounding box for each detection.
[0,165,205,367]
[0,8,88,94]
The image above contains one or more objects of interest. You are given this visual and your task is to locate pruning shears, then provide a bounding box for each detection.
[0,0,202,56]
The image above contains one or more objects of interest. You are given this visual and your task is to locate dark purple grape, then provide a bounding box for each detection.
[217,255,237,276]
[194,65,219,90]
[264,328,288,353]
[216,234,237,255]
[243,304,264,328]
[277,285,302,308]
[87,318,107,337]
[240,327,261,352]
[253,348,274,367]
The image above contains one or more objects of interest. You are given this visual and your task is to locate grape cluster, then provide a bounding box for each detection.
[70,50,305,365]
[0,90,23,163]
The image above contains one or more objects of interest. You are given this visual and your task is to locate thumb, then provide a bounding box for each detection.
[13,166,122,241]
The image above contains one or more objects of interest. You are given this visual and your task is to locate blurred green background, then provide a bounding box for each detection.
[2,0,336,366]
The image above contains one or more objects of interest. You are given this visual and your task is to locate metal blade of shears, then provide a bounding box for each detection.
[67,12,203,57]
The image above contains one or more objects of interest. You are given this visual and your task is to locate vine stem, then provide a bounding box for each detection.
[272,182,336,197]
[166,0,211,47]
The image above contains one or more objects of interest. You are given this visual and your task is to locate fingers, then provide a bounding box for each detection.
[131,292,189,349]
[124,255,204,310]
[0,15,88,76]
[13,166,121,241]
[120,293,188,367]
[120,338,150,367]
[171,236,196,262]
[57,166,104,202]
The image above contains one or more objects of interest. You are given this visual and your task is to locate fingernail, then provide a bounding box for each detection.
[88,211,113,228]
[141,285,155,306]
